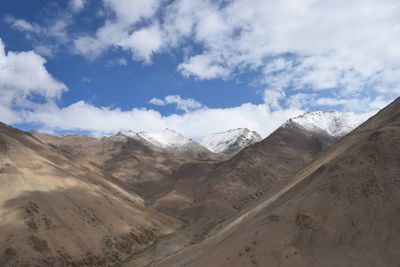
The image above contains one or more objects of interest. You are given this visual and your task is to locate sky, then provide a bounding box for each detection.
[0,0,399,137]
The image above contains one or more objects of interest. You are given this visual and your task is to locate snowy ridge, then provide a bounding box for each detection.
[284,110,377,137]
[112,128,262,155]
[117,128,209,154]
[199,128,262,155]
[137,129,194,149]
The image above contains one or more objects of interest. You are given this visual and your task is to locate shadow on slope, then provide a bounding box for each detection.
[157,99,400,267]
[124,121,338,266]
[0,187,182,266]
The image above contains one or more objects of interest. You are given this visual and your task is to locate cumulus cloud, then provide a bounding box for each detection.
[178,54,230,80]
[149,95,204,112]
[0,39,67,123]
[70,0,400,109]
[73,0,161,60]
[119,24,163,63]
[9,0,400,105]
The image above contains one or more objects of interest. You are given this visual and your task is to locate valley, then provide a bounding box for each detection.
[0,108,387,266]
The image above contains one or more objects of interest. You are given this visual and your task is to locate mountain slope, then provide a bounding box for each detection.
[0,124,182,266]
[125,117,339,266]
[199,128,262,155]
[32,130,220,202]
[158,98,400,267]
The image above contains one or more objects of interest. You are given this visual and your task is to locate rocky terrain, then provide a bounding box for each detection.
[0,123,181,266]
[0,108,377,266]
[121,110,374,266]
[157,98,400,267]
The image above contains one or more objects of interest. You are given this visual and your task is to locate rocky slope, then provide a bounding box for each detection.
[124,116,339,266]
[0,109,378,266]
[0,123,181,266]
[158,98,400,267]
[32,129,222,202]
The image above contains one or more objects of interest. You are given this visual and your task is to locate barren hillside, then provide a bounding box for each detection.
[158,98,400,267]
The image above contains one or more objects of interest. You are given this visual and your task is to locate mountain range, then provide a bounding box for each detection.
[0,107,390,266]
[158,100,400,267]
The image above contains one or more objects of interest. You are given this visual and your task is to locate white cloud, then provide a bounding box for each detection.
[5,15,68,41]
[178,54,230,80]
[287,93,390,112]
[69,0,87,13]
[119,24,163,63]
[0,39,67,123]
[263,89,285,110]
[73,0,400,108]
[86,0,400,105]
[148,98,165,106]
[74,35,107,59]
[149,95,204,112]
[314,96,391,111]
[103,0,160,25]
[5,11,70,58]
[8,0,400,103]
[3,0,399,137]
[73,0,161,60]
[0,39,302,137]
[22,100,303,138]
[11,0,397,106]
[4,17,40,34]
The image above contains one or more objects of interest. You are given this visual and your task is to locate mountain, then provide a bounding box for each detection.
[32,130,220,202]
[158,98,400,267]
[120,110,376,266]
[125,115,339,266]
[0,108,379,266]
[284,110,377,137]
[0,123,181,266]
[199,128,262,155]
[118,129,214,159]
[172,120,337,232]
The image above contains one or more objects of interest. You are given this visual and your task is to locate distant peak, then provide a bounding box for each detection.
[199,128,262,155]
[112,127,261,154]
[284,109,378,137]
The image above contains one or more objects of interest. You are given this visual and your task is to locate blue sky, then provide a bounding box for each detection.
[0,0,398,137]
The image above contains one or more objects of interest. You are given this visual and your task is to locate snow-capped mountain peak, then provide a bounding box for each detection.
[284,110,377,137]
[136,128,193,149]
[116,128,210,155]
[199,128,262,155]
[113,128,263,155]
